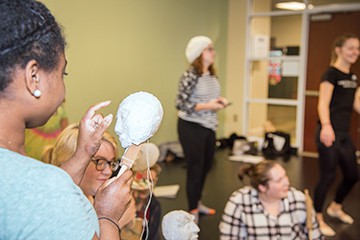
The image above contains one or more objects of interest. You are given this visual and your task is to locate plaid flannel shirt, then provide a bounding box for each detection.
[219,186,323,240]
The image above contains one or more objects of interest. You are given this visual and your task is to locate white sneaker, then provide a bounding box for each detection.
[318,220,336,237]
[327,207,354,224]
[198,202,216,215]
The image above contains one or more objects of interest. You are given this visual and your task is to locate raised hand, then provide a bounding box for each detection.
[60,101,113,184]
[77,101,113,158]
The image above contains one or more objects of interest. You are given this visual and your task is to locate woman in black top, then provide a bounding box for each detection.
[314,33,360,237]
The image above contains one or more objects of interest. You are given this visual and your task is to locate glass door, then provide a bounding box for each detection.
[244,0,304,146]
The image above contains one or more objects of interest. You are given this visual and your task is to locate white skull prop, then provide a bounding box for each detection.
[162,210,200,240]
[115,92,163,148]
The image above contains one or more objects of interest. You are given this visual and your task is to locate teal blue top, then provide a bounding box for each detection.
[0,148,100,240]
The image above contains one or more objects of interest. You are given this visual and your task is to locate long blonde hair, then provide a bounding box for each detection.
[42,123,118,166]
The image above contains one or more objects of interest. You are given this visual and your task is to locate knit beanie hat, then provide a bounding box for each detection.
[185,35,212,64]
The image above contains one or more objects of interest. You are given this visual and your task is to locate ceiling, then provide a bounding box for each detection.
[272,0,360,10]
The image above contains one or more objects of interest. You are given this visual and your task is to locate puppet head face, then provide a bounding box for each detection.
[115,91,163,148]
[162,210,200,240]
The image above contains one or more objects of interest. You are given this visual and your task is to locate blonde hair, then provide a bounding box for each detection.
[42,123,118,166]
[330,33,359,65]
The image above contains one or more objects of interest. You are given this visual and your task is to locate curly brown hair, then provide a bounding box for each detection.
[0,0,66,92]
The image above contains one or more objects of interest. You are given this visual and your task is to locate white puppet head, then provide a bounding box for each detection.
[132,142,160,172]
[115,92,163,148]
[162,210,200,240]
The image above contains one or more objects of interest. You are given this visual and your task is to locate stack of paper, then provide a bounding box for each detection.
[228,154,264,164]
[154,184,180,198]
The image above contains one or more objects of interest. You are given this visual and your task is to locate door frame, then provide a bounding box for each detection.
[300,3,360,154]
[243,1,360,153]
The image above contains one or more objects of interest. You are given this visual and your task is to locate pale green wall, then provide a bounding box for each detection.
[41,0,234,147]
[224,0,247,137]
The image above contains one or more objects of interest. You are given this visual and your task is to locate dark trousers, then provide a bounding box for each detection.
[177,118,216,210]
[314,125,359,212]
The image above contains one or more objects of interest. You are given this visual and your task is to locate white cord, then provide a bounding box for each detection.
[140,143,154,240]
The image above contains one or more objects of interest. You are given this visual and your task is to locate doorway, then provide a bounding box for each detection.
[303,11,360,154]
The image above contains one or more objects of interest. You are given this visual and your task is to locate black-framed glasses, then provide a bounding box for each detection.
[91,157,119,172]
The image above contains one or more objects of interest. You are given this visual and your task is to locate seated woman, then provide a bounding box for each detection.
[42,123,137,235]
[219,160,323,240]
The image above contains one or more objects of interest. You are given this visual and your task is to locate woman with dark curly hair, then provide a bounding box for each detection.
[0,1,132,239]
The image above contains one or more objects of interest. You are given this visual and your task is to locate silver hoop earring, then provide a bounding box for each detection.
[33,89,42,98]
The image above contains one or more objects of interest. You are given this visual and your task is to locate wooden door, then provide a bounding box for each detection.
[303,11,360,153]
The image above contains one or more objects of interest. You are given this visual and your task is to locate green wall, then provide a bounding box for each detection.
[41,0,230,147]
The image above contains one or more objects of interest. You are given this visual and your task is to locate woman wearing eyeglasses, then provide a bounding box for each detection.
[176,35,229,223]
[42,123,136,232]
[43,123,119,200]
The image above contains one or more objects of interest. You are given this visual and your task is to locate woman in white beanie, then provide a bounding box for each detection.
[175,35,229,223]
